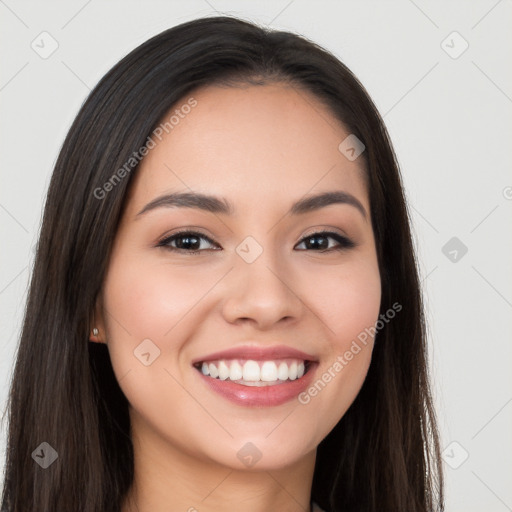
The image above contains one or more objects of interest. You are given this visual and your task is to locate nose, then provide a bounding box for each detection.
[220,249,304,330]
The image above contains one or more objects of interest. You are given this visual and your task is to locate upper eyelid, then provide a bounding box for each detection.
[157,227,213,242]
[301,226,349,239]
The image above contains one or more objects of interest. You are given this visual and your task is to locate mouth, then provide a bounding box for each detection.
[193,358,314,386]
[192,357,318,407]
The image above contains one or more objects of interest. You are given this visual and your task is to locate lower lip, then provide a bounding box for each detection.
[195,362,318,407]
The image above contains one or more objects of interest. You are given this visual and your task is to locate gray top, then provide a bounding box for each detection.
[312,501,326,512]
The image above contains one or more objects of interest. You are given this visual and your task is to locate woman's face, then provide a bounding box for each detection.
[94,83,381,470]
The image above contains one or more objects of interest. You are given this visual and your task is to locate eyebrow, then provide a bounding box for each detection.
[136,190,367,220]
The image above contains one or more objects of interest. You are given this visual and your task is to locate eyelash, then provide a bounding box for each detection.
[156,229,355,254]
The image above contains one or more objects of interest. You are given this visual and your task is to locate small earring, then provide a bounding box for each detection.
[92,328,99,336]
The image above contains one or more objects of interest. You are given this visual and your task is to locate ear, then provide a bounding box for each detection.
[89,292,107,344]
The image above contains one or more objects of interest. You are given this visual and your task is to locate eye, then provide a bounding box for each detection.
[295,231,355,252]
[157,230,219,254]
[157,229,355,255]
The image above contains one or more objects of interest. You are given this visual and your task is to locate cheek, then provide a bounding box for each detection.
[306,258,382,346]
[100,249,230,393]
[296,258,381,426]
[100,253,210,420]
[102,252,214,341]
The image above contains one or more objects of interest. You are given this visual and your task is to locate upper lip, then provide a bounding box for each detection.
[192,344,318,365]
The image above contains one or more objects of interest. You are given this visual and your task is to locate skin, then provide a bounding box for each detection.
[91,83,381,512]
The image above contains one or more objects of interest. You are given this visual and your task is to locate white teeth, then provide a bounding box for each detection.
[208,362,219,378]
[198,358,308,383]
[229,361,243,381]
[218,360,230,380]
[277,362,288,380]
[288,361,298,380]
[260,361,278,381]
[242,360,260,381]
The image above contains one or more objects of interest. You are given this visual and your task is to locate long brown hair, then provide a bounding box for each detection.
[1,15,444,512]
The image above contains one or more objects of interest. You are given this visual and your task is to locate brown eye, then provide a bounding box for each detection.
[295,231,355,252]
[157,231,219,254]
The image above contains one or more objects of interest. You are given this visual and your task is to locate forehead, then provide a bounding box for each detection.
[125,84,368,217]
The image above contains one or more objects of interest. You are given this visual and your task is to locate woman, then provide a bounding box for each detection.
[1,15,444,512]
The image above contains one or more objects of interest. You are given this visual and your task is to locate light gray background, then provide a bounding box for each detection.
[1,1,511,510]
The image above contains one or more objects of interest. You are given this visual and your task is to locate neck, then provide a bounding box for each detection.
[122,411,316,512]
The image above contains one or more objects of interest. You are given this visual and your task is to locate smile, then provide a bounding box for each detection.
[194,358,310,386]
[193,358,317,406]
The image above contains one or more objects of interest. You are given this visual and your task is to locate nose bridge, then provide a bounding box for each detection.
[237,234,289,296]
[221,233,302,326]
